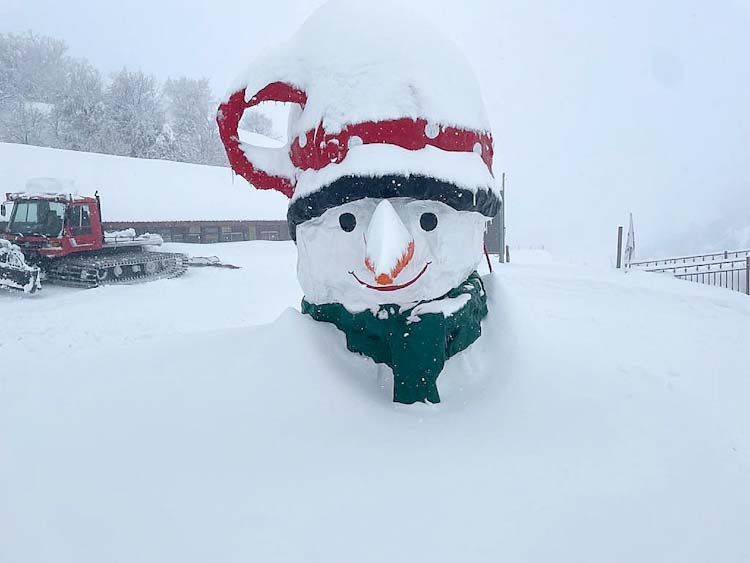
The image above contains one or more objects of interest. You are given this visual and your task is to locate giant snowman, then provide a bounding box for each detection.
[217,1,501,404]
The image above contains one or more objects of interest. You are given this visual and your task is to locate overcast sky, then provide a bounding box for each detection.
[2,0,749,260]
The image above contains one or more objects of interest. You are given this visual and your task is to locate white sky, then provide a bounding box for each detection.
[2,0,749,261]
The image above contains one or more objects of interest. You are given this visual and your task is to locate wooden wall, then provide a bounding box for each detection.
[102,220,291,243]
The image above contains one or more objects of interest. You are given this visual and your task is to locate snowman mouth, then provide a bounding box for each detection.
[349,262,431,291]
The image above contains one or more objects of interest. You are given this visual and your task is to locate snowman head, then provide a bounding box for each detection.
[295,193,488,310]
[216,1,501,309]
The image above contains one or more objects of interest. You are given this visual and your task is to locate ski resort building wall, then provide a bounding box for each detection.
[0,218,290,243]
[101,220,290,243]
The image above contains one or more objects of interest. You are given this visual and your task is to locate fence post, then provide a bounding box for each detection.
[616,226,623,269]
[746,257,749,295]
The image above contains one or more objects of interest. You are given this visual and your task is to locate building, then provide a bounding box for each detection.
[102,219,289,243]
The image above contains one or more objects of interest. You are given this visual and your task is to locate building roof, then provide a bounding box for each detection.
[0,142,289,222]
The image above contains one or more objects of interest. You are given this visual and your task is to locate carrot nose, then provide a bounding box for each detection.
[363,200,414,285]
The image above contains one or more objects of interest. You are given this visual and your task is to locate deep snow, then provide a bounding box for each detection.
[225,0,498,204]
[230,1,490,135]
[0,142,288,222]
[2,242,749,562]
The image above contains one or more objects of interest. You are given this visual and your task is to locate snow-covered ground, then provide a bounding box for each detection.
[2,242,750,562]
[0,142,288,222]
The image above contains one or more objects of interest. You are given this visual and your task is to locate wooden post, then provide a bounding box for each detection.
[746,257,749,295]
[616,226,624,269]
[505,245,511,264]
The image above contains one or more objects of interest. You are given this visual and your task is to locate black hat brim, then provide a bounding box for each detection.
[287,174,500,241]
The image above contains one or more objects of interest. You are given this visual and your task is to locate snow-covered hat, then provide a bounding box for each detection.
[217,0,501,239]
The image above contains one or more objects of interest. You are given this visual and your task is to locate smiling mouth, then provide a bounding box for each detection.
[349,262,431,291]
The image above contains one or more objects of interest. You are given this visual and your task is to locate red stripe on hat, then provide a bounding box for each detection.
[217,83,494,198]
[290,118,494,174]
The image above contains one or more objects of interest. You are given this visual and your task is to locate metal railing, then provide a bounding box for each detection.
[641,256,750,295]
[631,249,750,269]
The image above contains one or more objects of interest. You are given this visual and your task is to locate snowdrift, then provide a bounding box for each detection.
[2,243,749,562]
[0,142,288,222]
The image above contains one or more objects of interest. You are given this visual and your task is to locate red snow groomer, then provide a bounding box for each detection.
[0,191,187,293]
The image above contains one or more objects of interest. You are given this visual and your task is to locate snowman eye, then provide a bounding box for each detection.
[339,212,357,232]
[419,212,438,232]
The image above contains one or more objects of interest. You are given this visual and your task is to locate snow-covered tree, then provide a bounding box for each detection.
[163,77,209,163]
[0,31,229,166]
[0,31,67,104]
[49,59,105,152]
[161,77,226,165]
[146,122,180,161]
[0,99,50,145]
[239,109,274,138]
[0,31,67,145]
[101,69,164,158]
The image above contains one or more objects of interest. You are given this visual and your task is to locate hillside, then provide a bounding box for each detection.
[0,142,288,222]
[2,243,749,562]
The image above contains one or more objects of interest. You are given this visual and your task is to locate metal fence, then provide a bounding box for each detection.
[636,255,750,295]
[631,249,750,269]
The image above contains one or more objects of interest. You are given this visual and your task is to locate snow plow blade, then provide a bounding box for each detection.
[0,240,42,294]
[0,265,41,294]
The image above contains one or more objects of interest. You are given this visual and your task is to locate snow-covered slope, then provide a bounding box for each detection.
[2,244,749,562]
[0,142,288,222]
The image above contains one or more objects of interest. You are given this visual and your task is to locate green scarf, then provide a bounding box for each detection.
[301,272,488,404]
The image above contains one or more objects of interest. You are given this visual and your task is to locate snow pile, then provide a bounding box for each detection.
[0,142,288,222]
[103,229,164,247]
[294,144,496,202]
[22,177,78,197]
[237,129,285,149]
[406,292,472,322]
[103,228,137,239]
[2,244,749,562]
[230,0,490,136]
[226,0,497,201]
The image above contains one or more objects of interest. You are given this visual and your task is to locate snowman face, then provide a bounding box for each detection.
[296,197,488,311]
